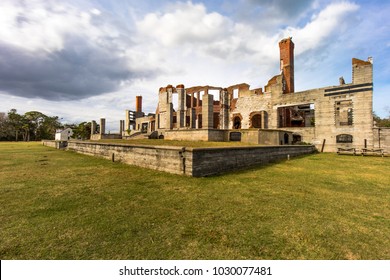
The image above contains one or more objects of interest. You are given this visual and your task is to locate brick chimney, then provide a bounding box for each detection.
[135,96,142,113]
[279,37,295,94]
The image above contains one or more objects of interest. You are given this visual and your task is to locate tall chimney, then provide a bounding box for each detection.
[136,96,142,113]
[279,37,295,94]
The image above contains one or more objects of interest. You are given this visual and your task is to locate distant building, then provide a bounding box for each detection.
[55,128,73,141]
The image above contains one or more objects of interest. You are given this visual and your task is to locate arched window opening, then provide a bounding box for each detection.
[233,115,242,129]
[336,134,353,143]
[284,133,289,144]
[251,114,262,128]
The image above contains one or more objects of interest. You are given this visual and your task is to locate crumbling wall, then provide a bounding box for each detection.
[231,93,272,129]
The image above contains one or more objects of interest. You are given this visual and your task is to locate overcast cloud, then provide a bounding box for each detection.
[0,0,158,101]
[0,0,389,130]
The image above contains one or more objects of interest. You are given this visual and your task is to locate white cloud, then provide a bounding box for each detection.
[90,8,101,16]
[283,2,359,54]
[0,0,107,53]
[137,2,231,46]
[136,1,360,63]
[135,1,276,68]
[133,1,360,91]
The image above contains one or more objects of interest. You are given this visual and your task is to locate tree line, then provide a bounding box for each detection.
[373,111,390,127]
[1,108,389,141]
[0,109,92,141]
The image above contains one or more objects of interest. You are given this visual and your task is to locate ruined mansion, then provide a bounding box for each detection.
[92,37,388,153]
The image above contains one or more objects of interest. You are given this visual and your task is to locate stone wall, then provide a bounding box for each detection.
[67,141,186,175]
[239,129,293,145]
[373,127,390,151]
[90,134,122,141]
[164,129,294,145]
[42,140,316,177]
[188,145,316,177]
[41,140,67,149]
[164,129,227,142]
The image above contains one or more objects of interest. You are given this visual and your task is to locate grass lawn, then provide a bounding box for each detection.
[0,141,389,260]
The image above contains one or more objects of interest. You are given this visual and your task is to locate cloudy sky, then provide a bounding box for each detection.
[0,0,389,131]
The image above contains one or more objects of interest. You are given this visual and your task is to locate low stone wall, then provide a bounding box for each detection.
[238,129,293,145]
[90,134,122,141]
[187,145,316,177]
[164,129,227,142]
[42,140,316,177]
[66,141,186,175]
[41,140,67,149]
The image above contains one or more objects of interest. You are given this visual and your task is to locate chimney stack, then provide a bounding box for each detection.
[135,96,142,113]
[279,37,295,94]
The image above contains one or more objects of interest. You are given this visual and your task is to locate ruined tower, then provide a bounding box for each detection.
[279,37,295,94]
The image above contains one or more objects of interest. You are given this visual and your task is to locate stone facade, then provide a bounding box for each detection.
[147,37,379,152]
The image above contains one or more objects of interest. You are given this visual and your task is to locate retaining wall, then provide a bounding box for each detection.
[42,140,316,177]
[187,145,316,177]
[67,141,185,175]
[41,140,67,149]
[164,129,226,142]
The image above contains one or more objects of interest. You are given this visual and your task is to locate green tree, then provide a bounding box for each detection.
[0,112,14,140]
[24,111,45,141]
[37,116,62,140]
[373,111,390,127]
[4,109,62,141]
[7,109,24,141]
[70,122,92,140]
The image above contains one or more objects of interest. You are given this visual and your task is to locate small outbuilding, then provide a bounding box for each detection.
[55,128,73,141]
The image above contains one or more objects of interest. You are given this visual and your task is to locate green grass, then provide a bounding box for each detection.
[0,142,389,260]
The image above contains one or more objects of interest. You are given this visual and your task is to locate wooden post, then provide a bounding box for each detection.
[321,139,326,153]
